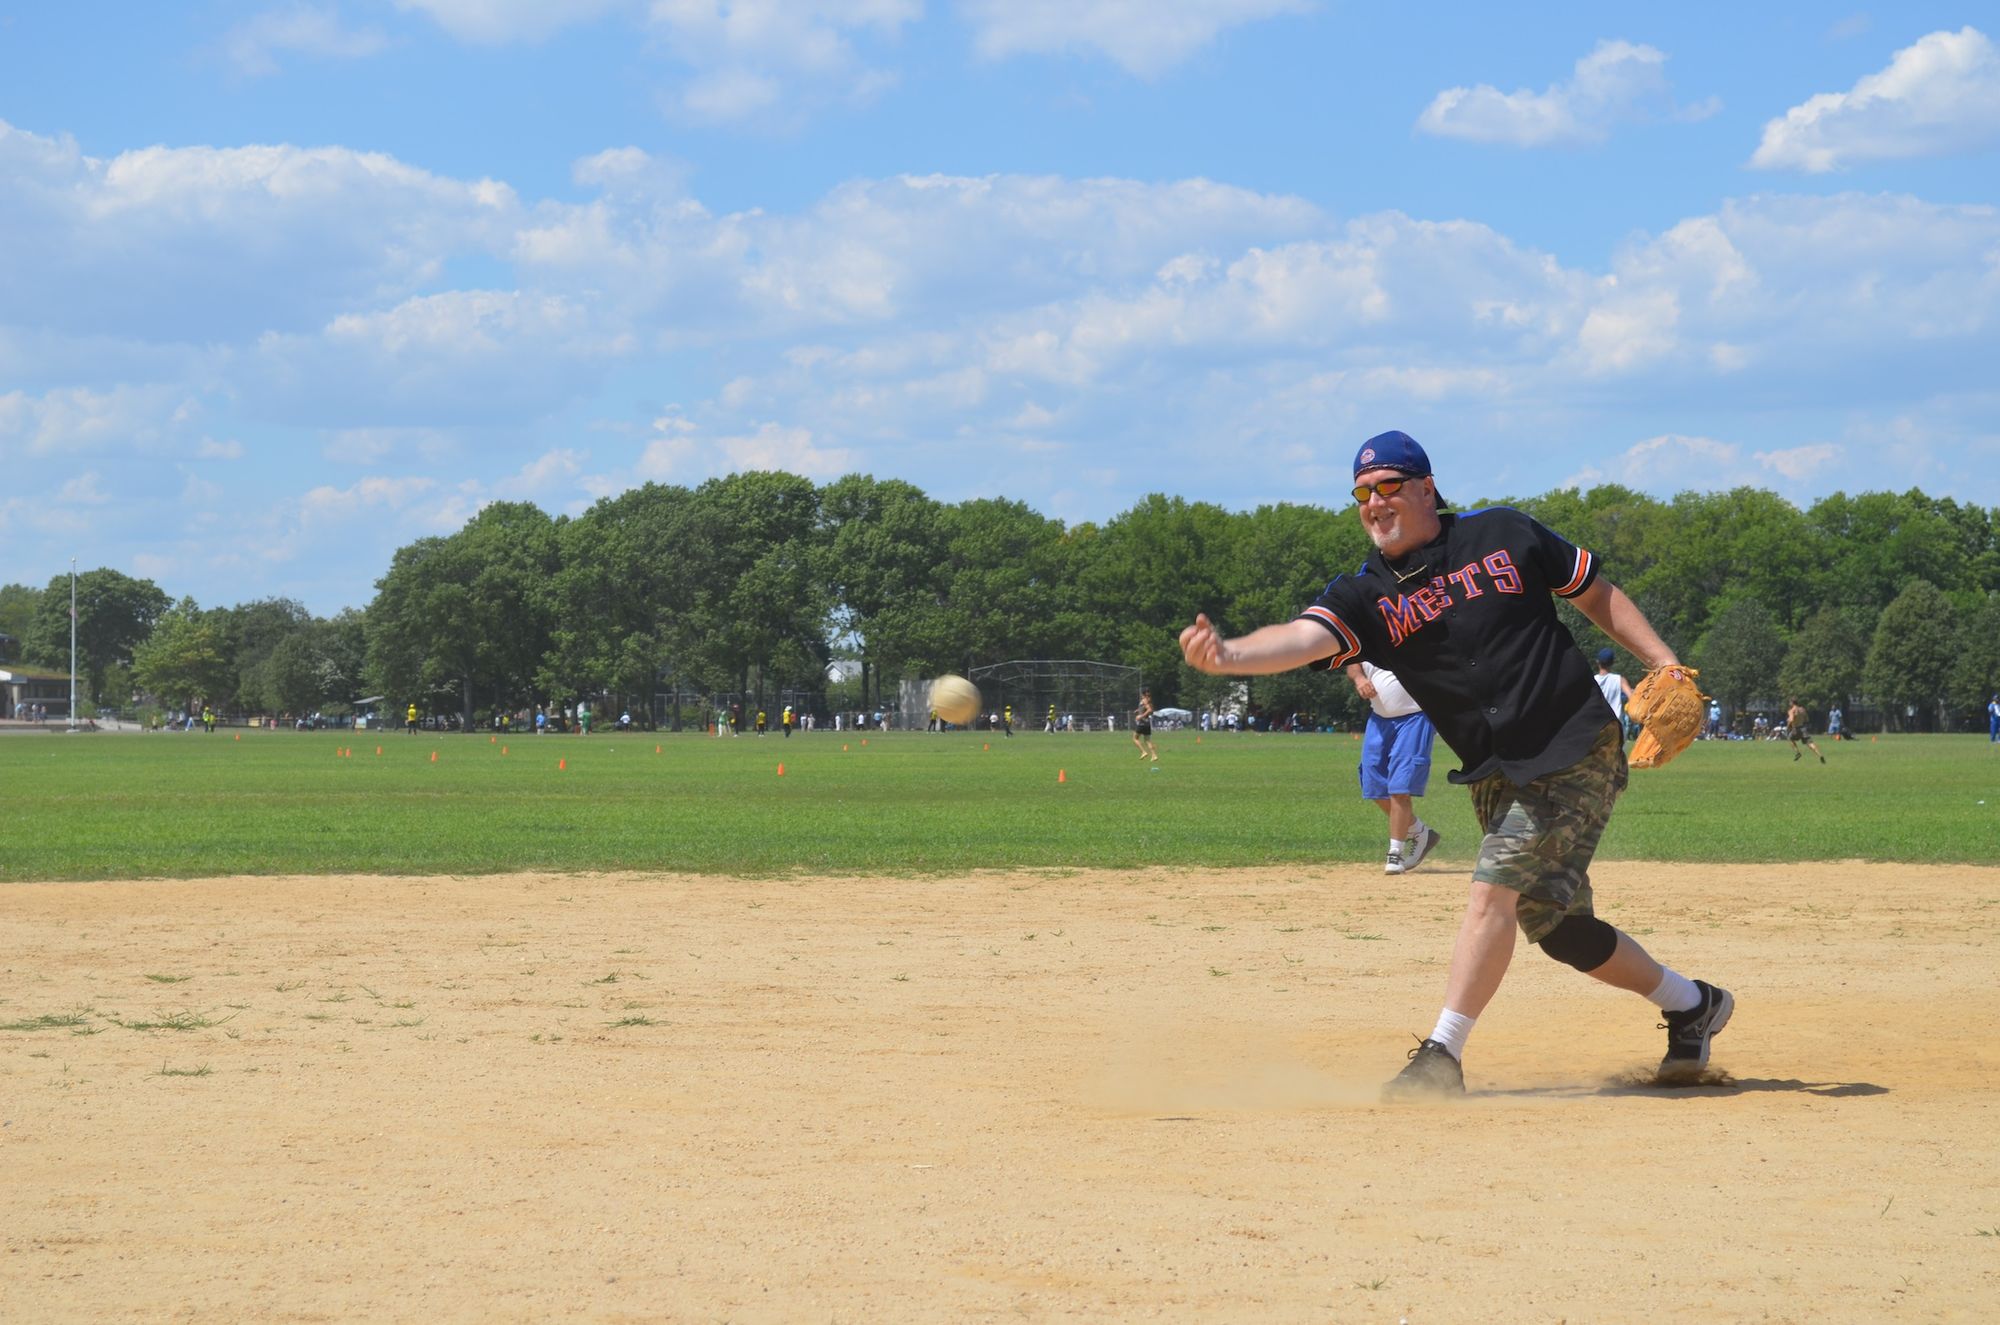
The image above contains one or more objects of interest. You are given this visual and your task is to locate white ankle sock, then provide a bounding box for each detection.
[1389,836,1406,854]
[1647,969,1701,1013]
[1428,1009,1475,1057]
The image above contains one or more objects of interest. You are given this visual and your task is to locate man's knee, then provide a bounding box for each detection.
[1535,913,1618,972]
[1467,880,1520,921]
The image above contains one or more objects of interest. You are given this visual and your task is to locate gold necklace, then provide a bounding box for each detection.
[1389,556,1431,584]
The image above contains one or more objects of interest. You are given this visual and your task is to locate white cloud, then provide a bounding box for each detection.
[715,421,853,476]
[959,0,1307,78]
[321,427,459,465]
[180,471,226,508]
[644,0,921,126]
[221,5,389,77]
[0,384,196,457]
[299,475,437,528]
[0,119,516,342]
[511,447,588,493]
[1751,27,2000,172]
[252,290,620,427]
[394,0,627,43]
[1417,39,1712,147]
[1563,435,1847,496]
[1575,289,1680,374]
[1561,434,1744,492]
[1754,443,1842,481]
[58,472,112,504]
[197,438,245,460]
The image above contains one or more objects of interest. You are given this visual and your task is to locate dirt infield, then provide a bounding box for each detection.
[4,862,1995,1323]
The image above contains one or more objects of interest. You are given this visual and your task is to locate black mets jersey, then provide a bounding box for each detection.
[1298,507,1614,787]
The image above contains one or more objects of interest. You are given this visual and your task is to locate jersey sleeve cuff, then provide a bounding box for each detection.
[1295,605,1362,668]
[1554,546,1599,598]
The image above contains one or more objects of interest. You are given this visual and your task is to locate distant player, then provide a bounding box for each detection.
[1345,662,1439,874]
[1045,703,1057,733]
[1594,647,1634,738]
[1784,699,1825,764]
[755,709,767,736]
[782,704,794,738]
[1180,429,1731,1096]
[1002,704,1013,737]
[406,702,418,735]
[1132,688,1159,764]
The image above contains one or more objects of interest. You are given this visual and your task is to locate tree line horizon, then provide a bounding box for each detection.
[5,472,1997,733]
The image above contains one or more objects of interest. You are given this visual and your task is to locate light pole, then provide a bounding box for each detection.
[68,558,78,733]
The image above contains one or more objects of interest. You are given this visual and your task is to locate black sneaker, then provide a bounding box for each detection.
[1382,1037,1464,1099]
[1658,980,1734,1083]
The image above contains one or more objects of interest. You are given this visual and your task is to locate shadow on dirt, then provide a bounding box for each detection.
[1485,1072,1890,1100]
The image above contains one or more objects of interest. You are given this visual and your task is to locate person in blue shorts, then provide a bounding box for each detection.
[1346,661,1441,874]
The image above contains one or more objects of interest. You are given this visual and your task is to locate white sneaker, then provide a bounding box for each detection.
[1404,824,1442,871]
[1384,848,1405,875]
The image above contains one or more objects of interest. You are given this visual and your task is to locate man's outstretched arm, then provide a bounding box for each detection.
[1180,613,1337,676]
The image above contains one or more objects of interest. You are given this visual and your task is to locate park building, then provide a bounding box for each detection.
[0,665,72,721]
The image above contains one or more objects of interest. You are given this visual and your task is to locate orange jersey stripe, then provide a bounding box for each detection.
[1556,547,1594,597]
[1301,605,1363,665]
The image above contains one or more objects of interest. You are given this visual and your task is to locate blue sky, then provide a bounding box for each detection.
[2,2,1997,615]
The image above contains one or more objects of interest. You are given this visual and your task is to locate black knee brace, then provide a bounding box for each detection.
[1536,914,1618,972]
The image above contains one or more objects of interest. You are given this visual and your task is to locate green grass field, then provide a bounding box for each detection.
[3,727,1994,881]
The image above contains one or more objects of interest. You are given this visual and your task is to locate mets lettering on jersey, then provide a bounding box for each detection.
[1298,507,1612,788]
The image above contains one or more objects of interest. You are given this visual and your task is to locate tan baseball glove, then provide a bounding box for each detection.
[1626,664,1706,769]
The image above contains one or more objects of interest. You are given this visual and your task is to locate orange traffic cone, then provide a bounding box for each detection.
[983,742,990,751]
[501,745,508,755]
[1057,769,1067,783]
[376,746,382,756]
[559,757,567,770]
[777,763,785,776]
[233,733,240,742]
[842,743,849,751]
[490,735,496,744]
[655,744,661,754]
[430,750,438,763]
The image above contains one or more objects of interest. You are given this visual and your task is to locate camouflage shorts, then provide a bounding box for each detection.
[1469,723,1628,943]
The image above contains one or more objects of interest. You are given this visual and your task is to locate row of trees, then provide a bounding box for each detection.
[5,475,1996,731]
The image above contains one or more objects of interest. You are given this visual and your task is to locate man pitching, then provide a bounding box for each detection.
[1179,430,1732,1096]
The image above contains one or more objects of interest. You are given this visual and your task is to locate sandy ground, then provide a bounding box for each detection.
[3,861,1996,1324]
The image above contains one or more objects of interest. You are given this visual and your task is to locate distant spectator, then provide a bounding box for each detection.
[1593,648,1634,740]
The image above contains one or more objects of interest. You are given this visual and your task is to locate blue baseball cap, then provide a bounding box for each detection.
[1353,430,1431,480]
[1597,647,1616,666]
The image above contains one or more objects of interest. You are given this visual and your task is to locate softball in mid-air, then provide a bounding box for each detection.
[928,674,982,726]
